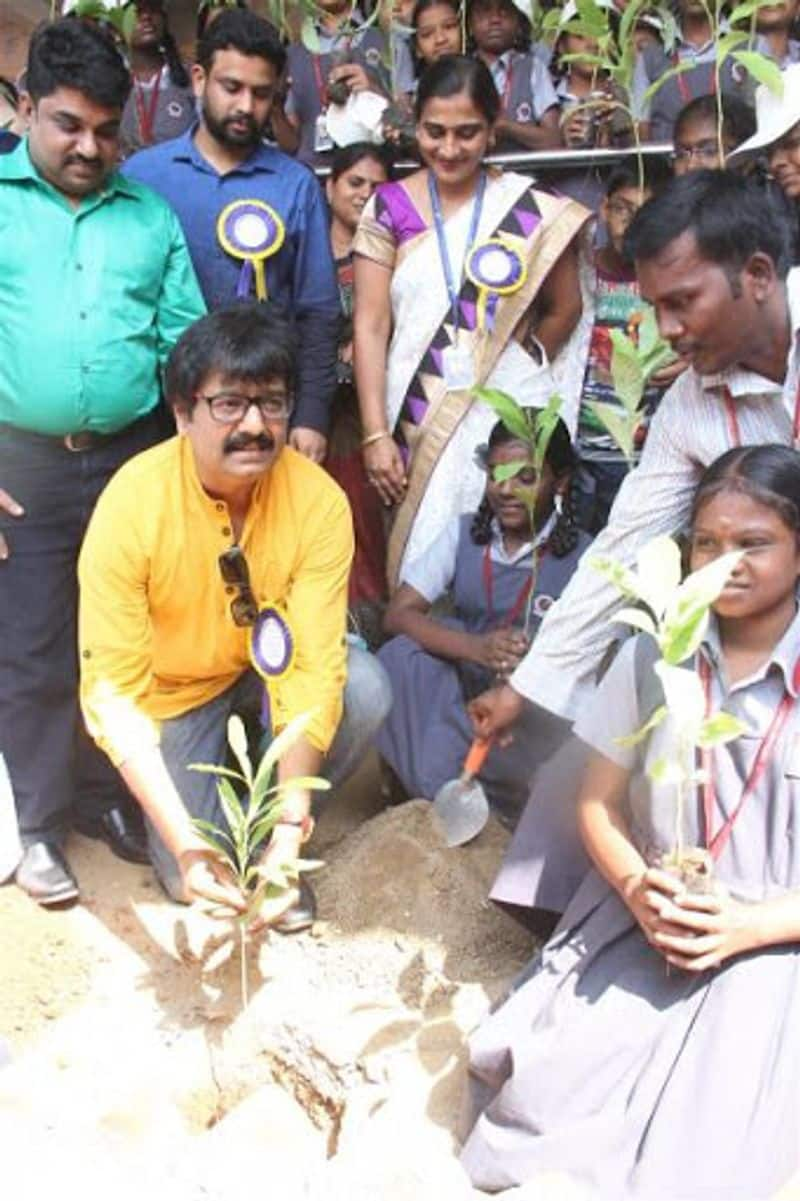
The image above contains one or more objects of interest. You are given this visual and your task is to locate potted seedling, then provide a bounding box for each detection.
[189,710,329,1008]
[591,534,747,886]
[472,388,563,637]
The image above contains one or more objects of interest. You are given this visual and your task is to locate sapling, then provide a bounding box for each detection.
[591,534,747,883]
[588,307,675,468]
[473,388,563,636]
[189,710,329,1007]
[540,0,694,189]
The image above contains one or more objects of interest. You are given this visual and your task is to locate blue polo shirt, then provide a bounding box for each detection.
[123,128,340,434]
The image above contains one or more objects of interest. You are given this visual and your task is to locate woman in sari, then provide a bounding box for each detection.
[353,54,590,584]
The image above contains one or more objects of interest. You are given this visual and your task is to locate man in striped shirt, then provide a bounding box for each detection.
[471,170,799,739]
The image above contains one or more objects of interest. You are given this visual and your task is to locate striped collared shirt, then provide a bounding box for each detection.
[513,268,800,720]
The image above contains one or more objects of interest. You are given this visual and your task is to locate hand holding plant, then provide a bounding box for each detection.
[189,711,330,1006]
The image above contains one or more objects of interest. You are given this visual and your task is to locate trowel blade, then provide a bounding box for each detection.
[432,778,490,848]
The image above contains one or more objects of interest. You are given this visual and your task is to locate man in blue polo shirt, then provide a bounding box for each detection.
[124,8,341,463]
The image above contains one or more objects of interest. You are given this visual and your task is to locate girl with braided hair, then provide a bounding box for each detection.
[376,418,590,821]
[119,0,195,157]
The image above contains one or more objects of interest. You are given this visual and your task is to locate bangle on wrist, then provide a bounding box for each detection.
[275,814,315,843]
[361,429,391,449]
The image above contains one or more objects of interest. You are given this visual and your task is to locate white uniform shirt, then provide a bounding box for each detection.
[512,268,800,720]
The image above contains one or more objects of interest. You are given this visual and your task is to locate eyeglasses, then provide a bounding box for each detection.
[671,141,719,165]
[218,545,259,627]
[199,392,292,425]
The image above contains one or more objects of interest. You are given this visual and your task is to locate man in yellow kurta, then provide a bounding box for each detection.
[78,305,391,931]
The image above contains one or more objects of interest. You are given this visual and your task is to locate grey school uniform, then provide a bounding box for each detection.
[462,613,800,1199]
[376,514,587,821]
[487,49,559,156]
[119,65,195,159]
[632,41,754,142]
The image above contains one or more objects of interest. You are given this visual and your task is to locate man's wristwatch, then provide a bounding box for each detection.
[275,814,315,844]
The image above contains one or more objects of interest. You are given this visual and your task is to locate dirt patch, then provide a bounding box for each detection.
[0,795,535,1200]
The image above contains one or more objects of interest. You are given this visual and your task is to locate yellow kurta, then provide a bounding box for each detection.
[78,435,354,765]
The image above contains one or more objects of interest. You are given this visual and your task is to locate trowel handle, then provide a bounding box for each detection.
[463,736,492,779]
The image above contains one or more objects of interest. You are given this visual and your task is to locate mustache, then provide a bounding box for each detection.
[223,433,275,454]
[225,113,258,130]
[65,154,102,168]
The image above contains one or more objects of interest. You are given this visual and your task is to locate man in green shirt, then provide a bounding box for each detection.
[0,18,205,906]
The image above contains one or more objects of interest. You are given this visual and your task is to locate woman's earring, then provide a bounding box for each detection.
[554,492,564,516]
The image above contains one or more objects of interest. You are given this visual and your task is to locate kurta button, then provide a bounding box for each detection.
[79,311,87,319]
[82,649,91,659]
[222,526,231,536]
[215,503,224,511]
[225,586,234,595]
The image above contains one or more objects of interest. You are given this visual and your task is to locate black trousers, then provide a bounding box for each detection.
[0,411,166,845]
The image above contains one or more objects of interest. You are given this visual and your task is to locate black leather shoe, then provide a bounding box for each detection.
[273,877,317,934]
[74,806,150,865]
[15,842,79,906]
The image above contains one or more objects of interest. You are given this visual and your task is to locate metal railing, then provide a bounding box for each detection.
[314,142,673,177]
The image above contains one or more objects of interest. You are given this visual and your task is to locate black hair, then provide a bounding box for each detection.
[413,0,461,28]
[471,417,580,557]
[691,444,800,533]
[624,170,793,281]
[411,0,462,72]
[330,140,393,181]
[197,7,286,76]
[604,157,672,199]
[415,53,500,123]
[159,22,190,90]
[196,0,248,42]
[673,92,756,151]
[26,18,131,109]
[166,304,296,413]
[0,76,19,110]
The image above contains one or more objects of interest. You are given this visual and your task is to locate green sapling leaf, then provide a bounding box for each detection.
[473,388,532,443]
[696,712,749,748]
[227,714,254,789]
[614,703,667,747]
[731,50,785,94]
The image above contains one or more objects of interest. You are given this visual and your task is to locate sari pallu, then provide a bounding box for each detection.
[354,170,590,585]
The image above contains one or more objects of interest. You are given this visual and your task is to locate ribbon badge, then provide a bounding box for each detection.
[465,237,527,332]
[217,199,285,301]
[250,606,295,681]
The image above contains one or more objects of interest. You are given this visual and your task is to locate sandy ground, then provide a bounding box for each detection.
[0,760,545,1200]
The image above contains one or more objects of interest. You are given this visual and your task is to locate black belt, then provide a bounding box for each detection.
[0,409,160,454]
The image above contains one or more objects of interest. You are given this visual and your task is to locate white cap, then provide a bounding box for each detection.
[61,0,130,11]
[728,61,800,160]
[559,0,613,25]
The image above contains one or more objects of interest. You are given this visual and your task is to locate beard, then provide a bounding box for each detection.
[202,96,265,150]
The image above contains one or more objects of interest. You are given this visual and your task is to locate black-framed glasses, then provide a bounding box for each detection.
[670,141,719,165]
[218,545,259,627]
[199,391,293,425]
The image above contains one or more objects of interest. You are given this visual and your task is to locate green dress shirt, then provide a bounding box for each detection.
[0,140,206,436]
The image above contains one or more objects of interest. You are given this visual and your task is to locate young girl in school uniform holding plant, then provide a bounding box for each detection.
[462,443,800,1199]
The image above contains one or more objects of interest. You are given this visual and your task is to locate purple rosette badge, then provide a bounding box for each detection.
[216,199,286,301]
[465,238,527,332]
[250,606,295,680]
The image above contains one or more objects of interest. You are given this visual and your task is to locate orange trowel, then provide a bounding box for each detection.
[433,737,492,847]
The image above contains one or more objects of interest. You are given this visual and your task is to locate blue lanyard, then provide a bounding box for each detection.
[428,169,486,336]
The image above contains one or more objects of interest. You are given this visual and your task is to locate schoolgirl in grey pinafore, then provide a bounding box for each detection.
[462,615,800,1199]
[377,512,589,821]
